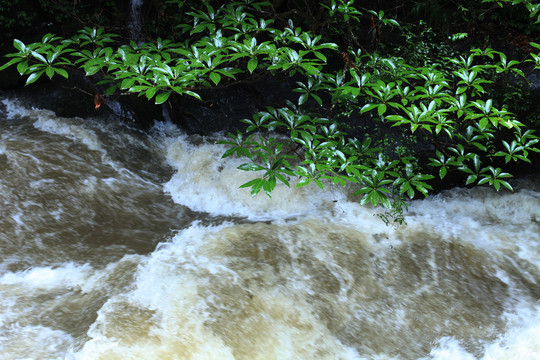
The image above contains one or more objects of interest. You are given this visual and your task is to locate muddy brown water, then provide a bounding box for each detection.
[0,97,539,359]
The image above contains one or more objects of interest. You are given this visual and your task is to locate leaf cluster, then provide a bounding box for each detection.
[1,0,539,222]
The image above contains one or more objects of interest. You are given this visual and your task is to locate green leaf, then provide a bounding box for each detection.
[184,90,202,100]
[479,117,489,129]
[313,51,327,62]
[263,175,277,197]
[238,163,265,171]
[415,184,430,197]
[386,115,407,122]
[296,178,312,187]
[478,177,490,185]
[466,175,477,185]
[105,85,118,96]
[314,179,324,190]
[399,181,410,195]
[16,61,29,75]
[0,58,21,72]
[54,67,69,78]
[128,85,149,93]
[209,71,221,85]
[121,77,136,89]
[13,39,25,52]
[311,94,323,106]
[85,66,101,76]
[247,57,258,73]
[360,193,371,206]
[222,147,239,158]
[155,91,171,104]
[239,178,261,189]
[439,167,447,179]
[360,104,378,113]
[31,51,47,64]
[25,70,44,85]
[45,66,55,79]
[369,190,380,206]
[299,63,321,76]
[146,87,158,100]
[407,187,415,199]
[500,180,513,192]
[275,173,290,187]
[239,178,264,196]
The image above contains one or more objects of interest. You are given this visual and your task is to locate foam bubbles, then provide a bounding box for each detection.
[0,324,73,360]
[2,97,103,152]
[422,304,540,360]
[70,222,368,360]
[0,263,92,290]
[163,135,344,220]
[482,304,540,360]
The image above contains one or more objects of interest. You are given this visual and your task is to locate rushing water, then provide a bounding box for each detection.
[0,96,539,360]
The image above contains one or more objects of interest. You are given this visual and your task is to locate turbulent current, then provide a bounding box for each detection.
[0,97,539,360]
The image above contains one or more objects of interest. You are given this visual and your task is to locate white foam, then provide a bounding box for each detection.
[0,257,140,298]
[0,324,73,360]
[483,303,540,359]
[424,304,540,360]
[2,98,104,152]
[1,97,32,119]
[403,187,540,269]
[162,134,349,220]
[69,222,369,359]
[0,263,93,290]
[49,195,540,359]
[424,337,477,360]
[33,116,103,152]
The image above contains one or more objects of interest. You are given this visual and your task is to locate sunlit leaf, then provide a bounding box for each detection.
[209,71,221,85]
[155,91,171,104]
[25,70,44,85]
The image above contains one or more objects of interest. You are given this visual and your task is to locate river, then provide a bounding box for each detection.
[0,96,538,359]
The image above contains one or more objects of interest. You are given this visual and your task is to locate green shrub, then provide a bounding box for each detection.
[1,0,539,223]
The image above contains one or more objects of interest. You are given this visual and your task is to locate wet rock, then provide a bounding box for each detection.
[167,76,290,134]
[528,70,540,90]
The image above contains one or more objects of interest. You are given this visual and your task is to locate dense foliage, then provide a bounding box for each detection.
[1,0,539,223]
